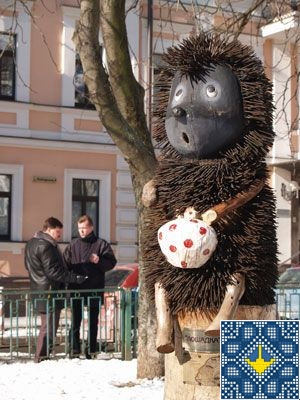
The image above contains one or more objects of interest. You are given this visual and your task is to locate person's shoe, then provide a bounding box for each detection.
[69,349,80,359]
[85,352,98,360]
[34,356,50,363]
[101,342,108,352]
[85,348,97,359]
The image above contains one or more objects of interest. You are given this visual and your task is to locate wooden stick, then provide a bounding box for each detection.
[142,179,157,207]
[205,273,245,336]
[155,282,174,353]
[201,179,265,224]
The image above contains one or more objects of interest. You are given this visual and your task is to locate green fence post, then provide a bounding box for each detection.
[123,289,132,361]
[131,289,138,358]
[0,286,4,339]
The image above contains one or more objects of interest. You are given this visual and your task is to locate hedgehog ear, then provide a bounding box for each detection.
[201,210,218,226]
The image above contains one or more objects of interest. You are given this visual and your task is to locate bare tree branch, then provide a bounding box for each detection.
[99,0,149,139]
[73,0,157,184]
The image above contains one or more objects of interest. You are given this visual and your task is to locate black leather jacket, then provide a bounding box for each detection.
[24,231,78,292]
[63,232,117,290]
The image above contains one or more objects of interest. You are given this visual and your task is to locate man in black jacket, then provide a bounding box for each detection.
[64,215,117,358]
[25,217,87,363]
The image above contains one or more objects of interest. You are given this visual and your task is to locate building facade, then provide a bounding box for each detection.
[0,0,299,277]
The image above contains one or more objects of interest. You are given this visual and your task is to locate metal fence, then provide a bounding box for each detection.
[0,287,138,362]
[276,290,300,320]
[0,289,297,363]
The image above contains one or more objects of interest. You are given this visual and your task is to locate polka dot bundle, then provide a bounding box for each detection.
[157,216,218,269]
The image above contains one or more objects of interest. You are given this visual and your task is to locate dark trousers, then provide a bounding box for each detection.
[69,298,100,354]
[35,309,61,362]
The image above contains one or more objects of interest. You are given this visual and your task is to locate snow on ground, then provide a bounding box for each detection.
[0,358,164,400]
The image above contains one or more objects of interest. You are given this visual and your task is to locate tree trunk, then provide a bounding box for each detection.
[137,289,165,378]
[74,0,161,378]
[136,207,165,378]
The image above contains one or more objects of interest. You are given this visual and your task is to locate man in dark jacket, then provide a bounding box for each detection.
[63,215,117,358]
[25,217,87,363]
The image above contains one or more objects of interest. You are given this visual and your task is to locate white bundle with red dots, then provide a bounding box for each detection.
[157,216,218,269]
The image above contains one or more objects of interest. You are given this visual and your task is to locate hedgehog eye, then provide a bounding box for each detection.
[175,88,183,97]
[206,85,217,98]
[174,85,184,101]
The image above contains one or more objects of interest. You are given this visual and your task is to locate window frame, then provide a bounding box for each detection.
[0,32,16,101]
[0,4,32,103]
[71,178,100,238]
[74,53,96,110]
[0,174,12,240]
[64,169,111,242]
[0,164,23,241]
[61,6,105,109]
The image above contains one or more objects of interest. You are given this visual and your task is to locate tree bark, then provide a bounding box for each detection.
[136,208,165,378]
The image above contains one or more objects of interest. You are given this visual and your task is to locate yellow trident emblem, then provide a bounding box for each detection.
[245,344,275,374]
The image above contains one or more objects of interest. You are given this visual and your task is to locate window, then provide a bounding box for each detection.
[74,53,96,110]
[0,174,12,240]
[152,54,166,131]
[152,53,165,101]
[64,169,111,242]
[0,32,16,100]
[72,178,99,237]
[0,165,23,241]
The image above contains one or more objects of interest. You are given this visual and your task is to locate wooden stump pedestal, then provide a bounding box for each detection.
[163,305,276,400]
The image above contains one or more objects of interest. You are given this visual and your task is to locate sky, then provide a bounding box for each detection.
[0,358,164,400]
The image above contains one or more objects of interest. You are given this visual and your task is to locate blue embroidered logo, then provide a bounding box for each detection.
[220,321,299,399]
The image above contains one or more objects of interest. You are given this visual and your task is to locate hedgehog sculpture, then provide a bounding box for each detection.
[142,32,278,353]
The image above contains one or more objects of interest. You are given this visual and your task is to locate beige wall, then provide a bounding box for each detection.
[29,111,61,132]
[0,112,16,125]
[0,145,117,276]
[0,146,117,241]
[0,1,128,277]
[30,2,62,106]
[0,249,25,277]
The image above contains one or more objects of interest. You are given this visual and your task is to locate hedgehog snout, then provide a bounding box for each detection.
[172,107,186,118]
[182,132,189,144]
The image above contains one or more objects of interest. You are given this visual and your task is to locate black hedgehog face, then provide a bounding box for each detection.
[153,33,275,161]
[165,64,245,159]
